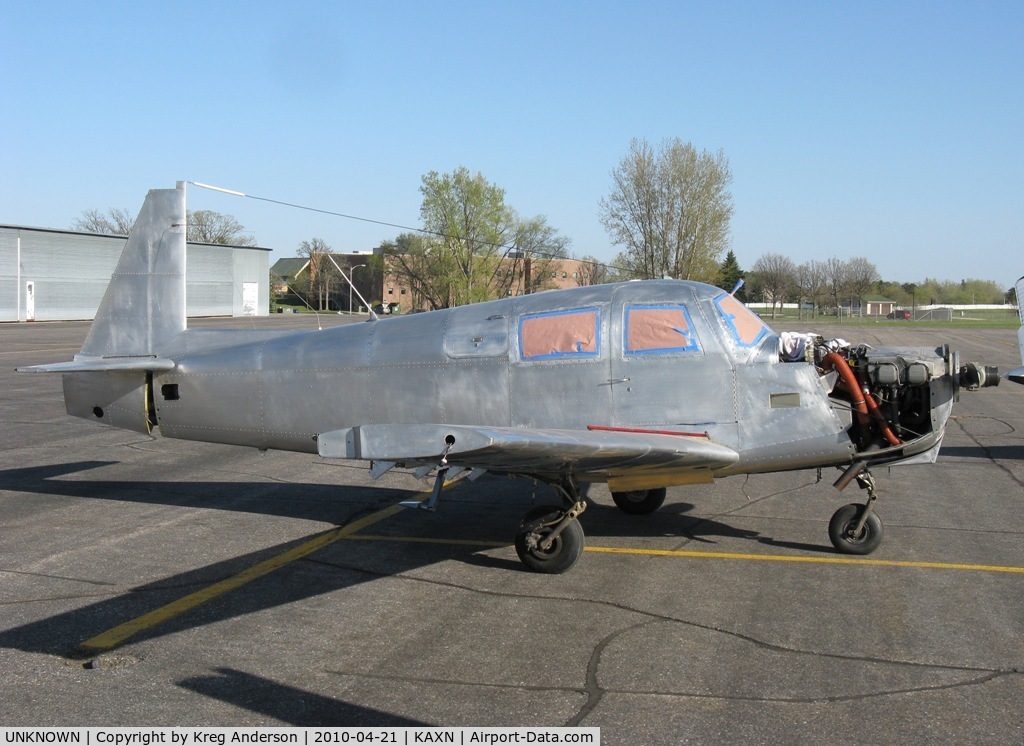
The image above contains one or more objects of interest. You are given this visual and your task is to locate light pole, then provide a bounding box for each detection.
[350,264,366,313]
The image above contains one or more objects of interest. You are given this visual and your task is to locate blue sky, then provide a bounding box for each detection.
[2,1,1021,287]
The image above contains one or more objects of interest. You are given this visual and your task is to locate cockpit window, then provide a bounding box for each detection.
[624,304,700,354]
[519,308,600,360]
[713,293,770,348]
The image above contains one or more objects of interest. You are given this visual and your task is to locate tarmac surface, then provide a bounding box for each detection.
[1,313,1022,742]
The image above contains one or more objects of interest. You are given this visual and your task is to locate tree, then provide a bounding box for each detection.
[418,167,513,307]
[877,280,911,307]
[574,255,610,286]
[74,207,257,246]
[954,278,1005,305]
[718,250,745,299]
[824,256,850,313]
[73,208,134,235]
[297,237,340,311]
[799,260,829,318]
[188,210,258,246]
[502,212,571,295]
[598,137,733,282]
[751,253,796,320]
[845,257,881,316]
[382,232,455,312]
[385,168,571,309]
[792,263,813,320]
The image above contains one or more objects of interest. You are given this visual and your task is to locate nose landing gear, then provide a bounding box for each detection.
[829,462,883,555]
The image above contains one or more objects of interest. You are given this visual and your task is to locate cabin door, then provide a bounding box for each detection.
[610,285,731,428]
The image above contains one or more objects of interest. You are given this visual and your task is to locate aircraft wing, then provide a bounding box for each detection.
[1011,275,1024,385]
[318,423,739,491]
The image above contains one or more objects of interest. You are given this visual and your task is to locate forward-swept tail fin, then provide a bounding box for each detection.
[79,181,187,359]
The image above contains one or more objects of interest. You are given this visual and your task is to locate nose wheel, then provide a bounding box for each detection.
[828,503,883,555]
[829,462,884,555]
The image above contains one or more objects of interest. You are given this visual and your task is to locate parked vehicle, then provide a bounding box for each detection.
[887,309,912,320]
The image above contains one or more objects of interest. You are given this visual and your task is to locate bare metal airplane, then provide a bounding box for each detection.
[19,183,1007,573]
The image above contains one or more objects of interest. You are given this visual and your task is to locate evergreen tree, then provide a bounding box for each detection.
[719,250,746,301]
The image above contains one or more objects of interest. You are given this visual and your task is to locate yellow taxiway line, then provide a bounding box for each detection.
[78,502,409,653]
[80,496,1024,654]
[583,545,1024,573]
[347,535,1024,574]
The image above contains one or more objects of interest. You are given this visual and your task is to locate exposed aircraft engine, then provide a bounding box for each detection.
[818,341,997,457]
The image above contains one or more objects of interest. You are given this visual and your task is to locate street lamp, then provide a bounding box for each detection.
[349,264,367,313]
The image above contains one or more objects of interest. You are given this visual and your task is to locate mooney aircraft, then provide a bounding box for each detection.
[19,183,1007,573]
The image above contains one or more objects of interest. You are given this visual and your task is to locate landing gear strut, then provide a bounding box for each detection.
[829,462,883,555]
[513,479,587,573]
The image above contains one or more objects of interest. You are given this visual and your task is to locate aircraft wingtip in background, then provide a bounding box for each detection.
[1009,274,1024,385]
[13,182,1007,573]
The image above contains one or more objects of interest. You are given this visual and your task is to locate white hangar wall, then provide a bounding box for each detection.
[0,225,270,322]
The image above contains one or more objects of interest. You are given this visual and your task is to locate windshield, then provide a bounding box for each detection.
[713,293,771,348]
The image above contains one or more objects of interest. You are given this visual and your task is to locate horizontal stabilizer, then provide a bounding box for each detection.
[18,356,176,373]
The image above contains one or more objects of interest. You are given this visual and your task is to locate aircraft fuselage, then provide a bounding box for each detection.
[67,279,956,486]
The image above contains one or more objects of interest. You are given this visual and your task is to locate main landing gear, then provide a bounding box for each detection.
[512,484,669,572]
[610,487,667,514]
[514,479,588,574]
[828,461,883,555]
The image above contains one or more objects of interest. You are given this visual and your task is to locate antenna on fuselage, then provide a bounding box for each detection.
[730,278,745,297]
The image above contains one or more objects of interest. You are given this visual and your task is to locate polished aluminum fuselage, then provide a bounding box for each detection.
[118,281,856,479]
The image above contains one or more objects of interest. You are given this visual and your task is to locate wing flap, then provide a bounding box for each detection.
[318,423,738,482]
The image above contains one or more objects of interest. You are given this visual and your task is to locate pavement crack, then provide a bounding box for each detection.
[304,554,1007,711]
[0,568,117,586]
[323,668,583,696]
[566,619,659,727]
[0,591,121,606]
[309,557,1020,718]
[603,668,1020,705]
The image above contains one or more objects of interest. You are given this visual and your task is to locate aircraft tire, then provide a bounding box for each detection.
[514,506,585,574]
[828,503,883,555]
[611,487,667,514]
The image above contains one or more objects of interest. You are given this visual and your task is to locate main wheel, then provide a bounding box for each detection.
[611,487,667,515]
[514,505,585,574]
[828,503,883,555]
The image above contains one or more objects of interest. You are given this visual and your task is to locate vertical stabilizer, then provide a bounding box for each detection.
[78,182,187,358]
